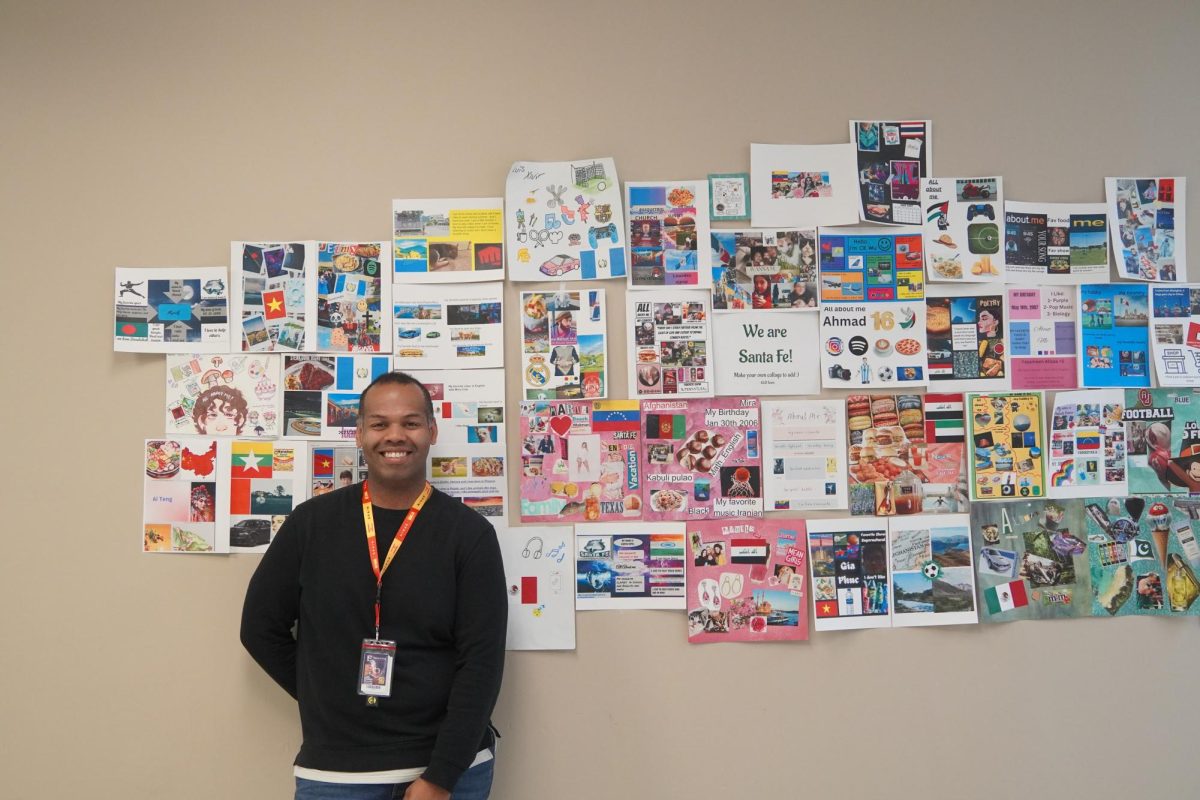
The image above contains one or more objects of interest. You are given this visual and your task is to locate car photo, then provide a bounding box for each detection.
[540,255,580,277]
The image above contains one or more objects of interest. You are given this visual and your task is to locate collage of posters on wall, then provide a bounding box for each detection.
[1005,286,1078,390]
[628,290,714,398]
[970,499,1093,621]
[392,282,503,369]
[686,519,809,642]
[232,241,312,352]
[1077,283,1150,388]
[966,391,1046,502]
[846,393,967,516]
[316,241,387,352]
[762,399,847,512]
[710,228,819,310]
[166,353,281,438]
[406,369,507,519]
[1002,201,1108,283]
[280,354,391,439]
[519,400,643,524]
[1046,389,1127,498]
[392,198,505,282]
[226,439,305,553]
[143,437,230,553]
[115,267,230,353]
[519,289,608,400]
[712,310,821,396]
[850,119,931,225]
[925,285,1009,391]
[889,513,977,626]
[641,397,763,521]
[575,522,686,610]
[626,181,710,288]
[505,158,627,282]
[749,143,859,228]
[806,517,891,631]
[921,176,1004,281]
[496,524,576,651]
[1148,285,1200,386]
[1084,495,1200,617]
[1106,177,1185,283]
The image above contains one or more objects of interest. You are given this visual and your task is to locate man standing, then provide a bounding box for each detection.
[242,372,507,799]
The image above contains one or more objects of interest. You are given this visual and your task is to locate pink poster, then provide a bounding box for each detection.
[519,400,643,523]
[642,397,764,520]
[686,519,809,643]
[1006,287,1079,390]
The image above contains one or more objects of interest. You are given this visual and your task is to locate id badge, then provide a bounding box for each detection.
[358,639,396,697]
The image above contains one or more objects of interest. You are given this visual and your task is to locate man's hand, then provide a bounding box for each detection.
[403,777,450,800]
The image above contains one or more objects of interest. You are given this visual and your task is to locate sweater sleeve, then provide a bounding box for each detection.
[240,512,304,699]
[422,521,508,790]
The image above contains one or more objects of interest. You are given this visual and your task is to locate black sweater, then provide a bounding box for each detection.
[240,484,507,789]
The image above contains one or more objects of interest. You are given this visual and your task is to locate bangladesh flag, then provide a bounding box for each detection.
[984,580,1029,614]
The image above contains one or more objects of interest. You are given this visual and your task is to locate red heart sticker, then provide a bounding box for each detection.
[549,415,573,438]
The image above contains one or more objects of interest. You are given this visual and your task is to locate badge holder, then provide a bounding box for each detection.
[358,639,396,700]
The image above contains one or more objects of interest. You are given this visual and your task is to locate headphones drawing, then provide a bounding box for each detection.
[522,537,544,559]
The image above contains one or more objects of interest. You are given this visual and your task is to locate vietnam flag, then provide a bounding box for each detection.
[312,448,334,478]
[984,580,1029,614]
[232,441,274,478]
[263,290,287,320]
[815,598,839,618]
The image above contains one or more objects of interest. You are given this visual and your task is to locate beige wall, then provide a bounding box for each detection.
[3,1,1199,797]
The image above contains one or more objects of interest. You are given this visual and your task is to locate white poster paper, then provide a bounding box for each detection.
[628,290,714,399]
[1107,177,1186,283]
[762,399,848,511]
[406,369,507,520]
[231,241,315,351]
[749,143,859,228]
[114,267,230,353]
[505,158,627,282]
[889,513,978,627]
[820,302,929,389]
[626,180,710,289]
[1149,285,1200,386]
[713,311,821,396]
[574,522,687,610]
[166,353,282,438]
[1046,389,1128,498]
[392,197,505,283]
[519,289,609,400]
[710,228,819,311]
[226,439,308,554]
[1003,201,1109,284]
[920,177,1004,281]
[143,436,231,553]
[497,524,576,651]
[392,282,504,369]
[806,517,892,632]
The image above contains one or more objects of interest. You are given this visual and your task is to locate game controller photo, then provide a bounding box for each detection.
[966,204,995,221]
[588,223,618,248]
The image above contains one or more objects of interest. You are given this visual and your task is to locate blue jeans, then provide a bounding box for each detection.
[295,750,495,800]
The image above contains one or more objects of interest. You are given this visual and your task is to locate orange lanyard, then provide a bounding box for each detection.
[361,480,432,639]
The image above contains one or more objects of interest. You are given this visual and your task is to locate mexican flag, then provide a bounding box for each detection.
[985,580,1029,614]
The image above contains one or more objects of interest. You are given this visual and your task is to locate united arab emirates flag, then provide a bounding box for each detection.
[984,580,1029,614]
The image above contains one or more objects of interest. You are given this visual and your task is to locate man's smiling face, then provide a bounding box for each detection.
[356,382,437,506]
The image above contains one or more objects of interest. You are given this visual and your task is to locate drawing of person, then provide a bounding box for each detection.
[192,386,249,435]
[978,308,1000,338]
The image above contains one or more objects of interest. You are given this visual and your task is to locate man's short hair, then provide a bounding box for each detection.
[358,371,434,423]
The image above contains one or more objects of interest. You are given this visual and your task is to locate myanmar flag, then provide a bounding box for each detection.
[263,290,287,320]
[984,580,1029,614]
[232,441,274,478]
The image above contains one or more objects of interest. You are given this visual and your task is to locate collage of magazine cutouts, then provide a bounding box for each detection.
[117,127,1196,651]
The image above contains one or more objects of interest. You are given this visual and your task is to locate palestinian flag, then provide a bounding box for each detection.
[926,202,949,222]
[984,580,1029,614]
